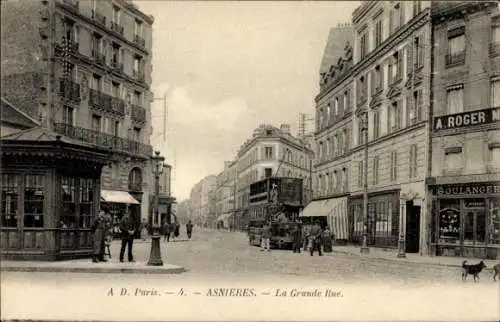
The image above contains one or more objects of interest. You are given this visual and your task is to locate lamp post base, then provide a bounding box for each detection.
[147,234,164,266]
[397,237,406,258]
[360,234,370,254]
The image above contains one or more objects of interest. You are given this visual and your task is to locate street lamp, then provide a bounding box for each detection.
[147,150,166,266]
[360,111,370,254]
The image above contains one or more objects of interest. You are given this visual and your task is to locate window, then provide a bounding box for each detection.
[264,146,274,160]
[113,121,120,137]
[390,151,398,182]
[358,76,367,101]
[407,89,423,126]
[493,24,500,47]
[447,28,466,65]
[333,135,339,157]
[390,100,401,131]
[60,176,76,228]
[91,33,102,56]
[372,156,379,185]
[265,168,273,178]
[112,5,121,24]
[343,128,349,152]
[344,89,351,111]
[491,79,500,107]
[358,161,364,188]
[133,56,142,76]
[358,118,365,145]
[374,18,383,47]
[444,148,462,171]
[63,106,74,125]
[334,97,339,116]
[111,43,121,65]
[389,51,402,82]
[326,138,331,156]
[134,91,142,106]
[134,19,143,37]
[91,114,101,132]
[413,1,422,16]
[338,132,344,156]
[409,144,418,178]
[1,174,19,227]
[326,103,331,121]
[112,82,120,97]
[414,36,424,68]
[373,109,380,139]
[490,145,500,168]
[24,175,45,228]
[92,74,102,91]
[317,108,323,130]
[342,168,348,192]
[359,31,368,60]
[390,3,402,33]
[446,85,464,114]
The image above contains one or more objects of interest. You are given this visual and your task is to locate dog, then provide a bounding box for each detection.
[493,263,500,282]
[461,260,486,282]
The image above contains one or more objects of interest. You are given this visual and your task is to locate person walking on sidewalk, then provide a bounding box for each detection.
[91,211,107,263]
[186,220,193,239]
[291,222,302,253]
[260,222,271,252]
[119,210,136,262]
[309,221,323,256]
[162,221,171,242]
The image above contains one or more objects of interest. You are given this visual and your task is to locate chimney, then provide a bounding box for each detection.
[280,123,291,135]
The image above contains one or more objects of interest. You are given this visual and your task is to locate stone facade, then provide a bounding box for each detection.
[1,0,155,223]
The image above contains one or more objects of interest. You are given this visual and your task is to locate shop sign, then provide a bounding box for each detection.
[434,183,500,196]
[464,199,486,208]
[433,107,500,131]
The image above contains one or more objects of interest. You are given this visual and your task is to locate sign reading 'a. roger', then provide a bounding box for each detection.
[433,107,500,131]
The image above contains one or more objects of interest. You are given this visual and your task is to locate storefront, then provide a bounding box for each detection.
[348,190,400,248]
[430,182,500,259]
[100,189,139,238]
[0,127,111,260]
[299,196,349,243]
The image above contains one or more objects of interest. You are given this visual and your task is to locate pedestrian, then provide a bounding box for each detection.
[309,221,323,256]
[119,210,136,263]
[186,220,193,239]
[260,221,271,252]
[162,221,170,242]
[302,225,311,251]
[91,210,107,263]
[140,219,148,241]
[323,226,333,253]
[291,223,302,253]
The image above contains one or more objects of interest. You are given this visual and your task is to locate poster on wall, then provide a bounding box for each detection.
[438,208,460,243]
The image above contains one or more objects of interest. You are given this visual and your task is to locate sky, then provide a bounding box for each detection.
[135,1,360,201]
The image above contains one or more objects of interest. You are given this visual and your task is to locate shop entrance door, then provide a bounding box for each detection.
[405,201,420,253]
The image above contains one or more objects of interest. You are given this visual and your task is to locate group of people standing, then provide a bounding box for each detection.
[291,220,333,256]
[91,209,137,263]
[161,220,193,242]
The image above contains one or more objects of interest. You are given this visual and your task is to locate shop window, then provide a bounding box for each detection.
[438,199,460,244]
[490,199,500,245]
[79,179,94,229]
[24,175,45,228]
[464,199,487,245]
[1,174,20,227]
[61,176,77,228]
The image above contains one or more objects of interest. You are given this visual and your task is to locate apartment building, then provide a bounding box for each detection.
[214,161,237,228]
[1,0,155,225]
[348,1,432,253]
[302,35,354,243]
[428,1,500,259]
[188,175,217,227]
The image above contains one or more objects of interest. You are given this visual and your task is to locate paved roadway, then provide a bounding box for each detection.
[2,229,499,321]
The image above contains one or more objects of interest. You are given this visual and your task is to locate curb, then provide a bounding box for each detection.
[0,265,188,275]
[330,249,495,271]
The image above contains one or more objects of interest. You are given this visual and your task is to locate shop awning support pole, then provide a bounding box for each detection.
[360,112,370,254]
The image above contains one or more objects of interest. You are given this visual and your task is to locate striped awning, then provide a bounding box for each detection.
[300,197,348,240]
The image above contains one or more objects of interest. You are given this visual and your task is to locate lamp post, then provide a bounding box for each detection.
[360,111,370,254]
[147,150,165,266]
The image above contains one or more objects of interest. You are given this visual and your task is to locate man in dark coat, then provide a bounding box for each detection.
[309,221,323,256]
[119,210,136,262]
[91,211,107,263]
[186,220,193,239]
[291,223,302,253]
[162,221,171,242]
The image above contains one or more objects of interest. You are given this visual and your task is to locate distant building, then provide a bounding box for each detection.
[188,175,217,227]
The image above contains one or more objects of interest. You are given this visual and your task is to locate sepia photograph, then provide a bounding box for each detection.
[0,0,499,321]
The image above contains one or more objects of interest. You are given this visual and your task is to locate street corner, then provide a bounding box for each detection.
[0,259,189,275]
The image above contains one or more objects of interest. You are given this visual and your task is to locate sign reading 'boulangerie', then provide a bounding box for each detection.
[433,107,500,131]
[434,183,500,196]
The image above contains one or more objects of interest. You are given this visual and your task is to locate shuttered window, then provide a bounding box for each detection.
[390,151,398,182]
[372,156,380,185]
[409,144,418,178]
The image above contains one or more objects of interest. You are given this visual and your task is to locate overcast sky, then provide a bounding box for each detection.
[136,1,360,201]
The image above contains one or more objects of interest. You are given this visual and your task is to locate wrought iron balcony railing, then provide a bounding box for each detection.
[110,21,124,35]
[91,9,106,26]
[91,50,106,66]
[89,89,124,116]
[446,51,466,67]
[131,104,146,123]
[133,34,146,48]
[58,78,81,104]
[53,123,153,157]
[55,40,79,56]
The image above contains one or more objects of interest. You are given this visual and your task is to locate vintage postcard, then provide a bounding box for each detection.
[1,0,499,321]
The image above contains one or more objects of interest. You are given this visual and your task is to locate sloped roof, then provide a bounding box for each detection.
[0,126,94,149]
[319,26,353,75]
[0,97,40,129]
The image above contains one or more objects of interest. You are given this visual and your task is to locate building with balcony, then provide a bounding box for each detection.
[214,161,237,229]
[187,175,217,228]
[428,1,500,259]
[301,32,354,244]
[1,0,155,253]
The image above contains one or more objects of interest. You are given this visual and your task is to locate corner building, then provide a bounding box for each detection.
[348,1,432,252]
[428,1,500,259]
[1,0,155,243]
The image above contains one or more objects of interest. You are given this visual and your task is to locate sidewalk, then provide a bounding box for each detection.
[330,245,498,270]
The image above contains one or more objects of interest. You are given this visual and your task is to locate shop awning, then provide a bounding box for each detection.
[300,197,349,240]
[216,213,232,221]
[101,190,139,204]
